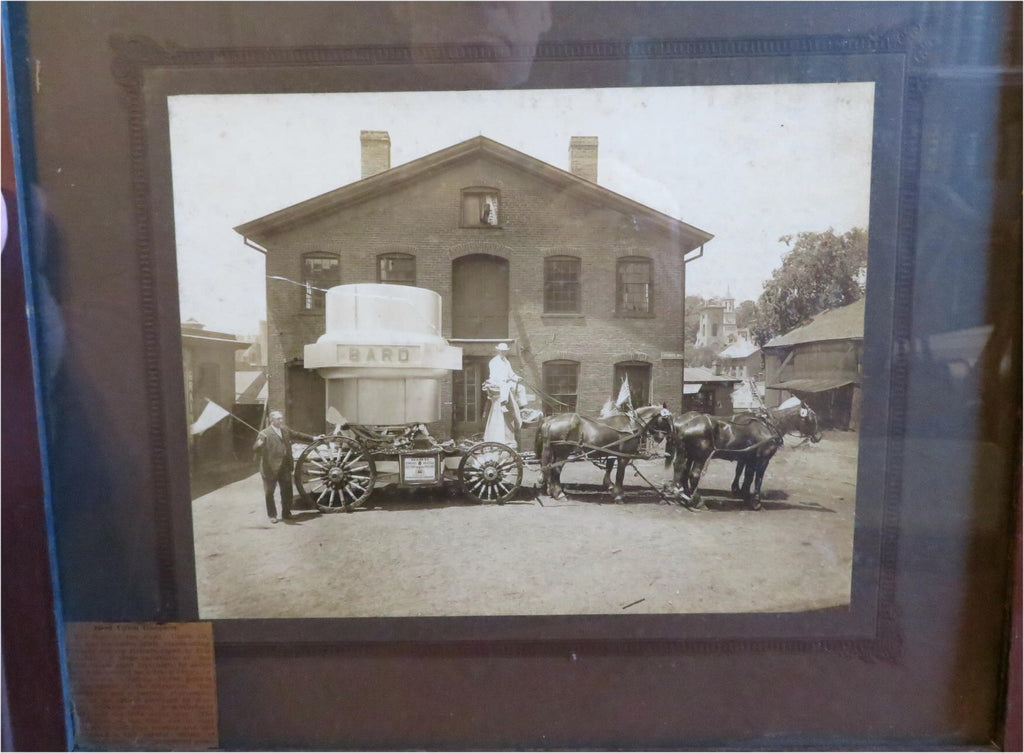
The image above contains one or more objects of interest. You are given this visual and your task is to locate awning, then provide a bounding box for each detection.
[683,384,702,394]
[769,377,857,393]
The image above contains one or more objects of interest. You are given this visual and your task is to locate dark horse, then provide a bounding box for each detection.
[536,405,673,503]
[665,403,820,510]
[727,404,822,493]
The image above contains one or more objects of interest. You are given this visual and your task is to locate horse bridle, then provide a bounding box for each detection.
[624,405,673,444]
[778,405,823,444]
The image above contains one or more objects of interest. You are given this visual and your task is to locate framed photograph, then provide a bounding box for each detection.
[5,2,1020,749]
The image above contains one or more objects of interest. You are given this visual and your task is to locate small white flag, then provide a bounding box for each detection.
[190,400,230,435]
[615,375,632,410]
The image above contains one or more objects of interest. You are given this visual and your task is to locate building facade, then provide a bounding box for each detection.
[682,367,741,416]
[694,295,738,351]
[235,133,713,437]
[762,297,865,429]
[715,337,761,380]
[181,320,248,463]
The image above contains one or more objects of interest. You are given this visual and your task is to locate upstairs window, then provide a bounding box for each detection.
[461,187,500,228]
[543,256,581,313]
[543,360,580,415]
[378,253,416,286]
[302,253,340,311]
[616,257,652,316]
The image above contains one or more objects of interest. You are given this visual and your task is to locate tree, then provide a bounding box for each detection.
[683,295,705,348]
[735,299,758,332]
[754,227,867,345]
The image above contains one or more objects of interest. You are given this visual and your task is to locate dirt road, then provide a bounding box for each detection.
[192,431,858,618]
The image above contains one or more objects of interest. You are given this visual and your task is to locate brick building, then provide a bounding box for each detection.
[235,132,713,437]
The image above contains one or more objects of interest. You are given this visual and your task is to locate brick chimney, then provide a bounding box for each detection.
[360,130,391,179]
[569,136,598,183]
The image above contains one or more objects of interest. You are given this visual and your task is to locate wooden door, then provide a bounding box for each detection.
[613,361,652,407]
[452,254,509,339]
[452,356,488,438]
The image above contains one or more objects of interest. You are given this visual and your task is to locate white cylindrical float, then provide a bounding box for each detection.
[303,284,462,425]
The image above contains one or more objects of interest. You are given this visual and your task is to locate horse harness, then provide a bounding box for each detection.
[700,412,784,457]
[542,409,665,468]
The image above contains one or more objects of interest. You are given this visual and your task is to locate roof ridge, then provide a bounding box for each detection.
[233,134,714,250]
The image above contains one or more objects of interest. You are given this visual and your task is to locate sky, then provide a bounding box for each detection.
[168,83,874,335]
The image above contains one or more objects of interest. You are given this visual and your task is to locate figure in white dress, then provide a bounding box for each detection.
[483,342,522,448]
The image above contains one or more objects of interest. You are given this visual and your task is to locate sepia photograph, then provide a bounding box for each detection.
[170,84,874,619]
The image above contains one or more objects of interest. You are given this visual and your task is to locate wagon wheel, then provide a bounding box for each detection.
[294,437,376,513]
[459,442,523,505]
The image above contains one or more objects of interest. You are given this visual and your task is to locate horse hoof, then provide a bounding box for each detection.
[555,493,567,501]
[614,496,625,505]
[750,498,763,511]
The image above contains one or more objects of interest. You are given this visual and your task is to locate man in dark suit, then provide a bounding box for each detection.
[253,410,314,523]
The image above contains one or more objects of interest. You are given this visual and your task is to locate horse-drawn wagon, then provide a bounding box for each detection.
[289,283,817,513]
[292,284,524,511]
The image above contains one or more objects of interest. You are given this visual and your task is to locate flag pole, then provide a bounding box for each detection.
[229,413,261,434]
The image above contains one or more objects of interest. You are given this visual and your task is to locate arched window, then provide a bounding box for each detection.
[543,360,580,415]
[377,253,416,286]
[616,256,652,316]
[461,187,500,228]
[544,256,581,313]
[301,253,340,311]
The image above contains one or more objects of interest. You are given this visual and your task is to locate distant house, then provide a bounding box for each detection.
[761,298,865,429]
[683,367,742,416]
[715,337,761,380]
[713,337,763,412]
[181,320,249,462]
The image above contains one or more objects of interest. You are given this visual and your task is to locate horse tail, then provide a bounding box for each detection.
[534,419,546,458]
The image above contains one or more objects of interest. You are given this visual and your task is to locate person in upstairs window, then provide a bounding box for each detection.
[253,410,315,524]
[480,196,498,226]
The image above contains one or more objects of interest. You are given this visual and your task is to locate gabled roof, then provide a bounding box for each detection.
[234,135,714,250]
[762,297,866,349]
[717,338,759,360]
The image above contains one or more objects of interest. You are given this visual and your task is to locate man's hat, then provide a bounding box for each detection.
[495,342,510,352]
[269,410,284,419]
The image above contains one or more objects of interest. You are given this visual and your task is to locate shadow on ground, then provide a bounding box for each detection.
[291,479,673,513]
[692,487,836,513]
[190,460,257,500]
